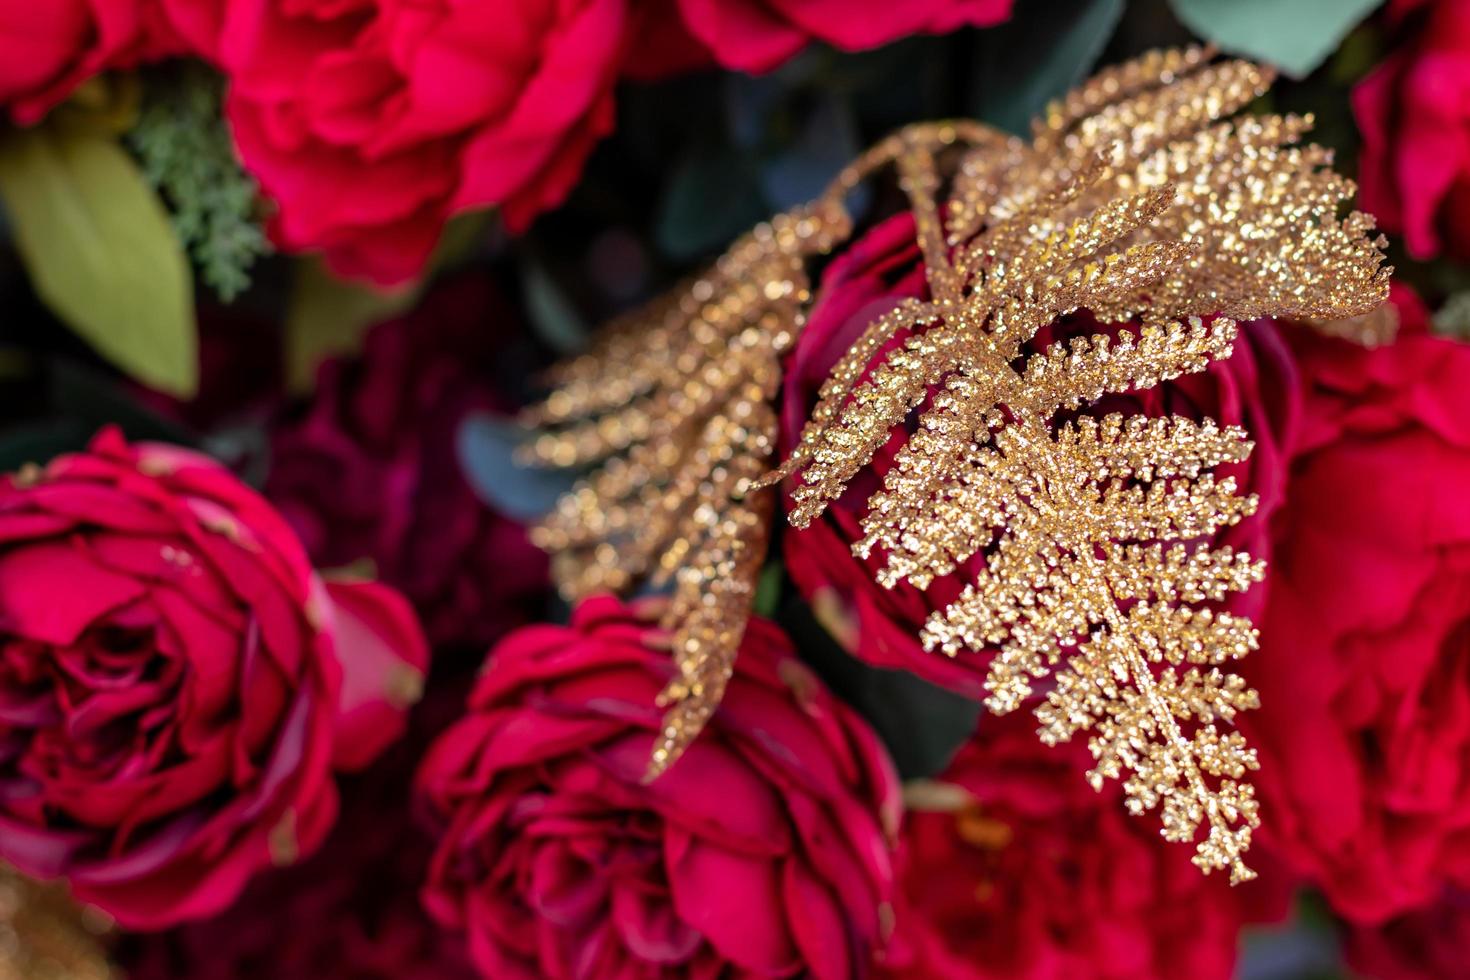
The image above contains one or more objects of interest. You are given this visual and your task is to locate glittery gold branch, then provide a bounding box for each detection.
[765,49,1390,882]
[521,201,854,777]
[521,124,1002,779]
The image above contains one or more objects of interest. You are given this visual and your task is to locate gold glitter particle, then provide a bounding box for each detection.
[523,47,1391,880]
[0,865,116,980]
[765,48,1389,884]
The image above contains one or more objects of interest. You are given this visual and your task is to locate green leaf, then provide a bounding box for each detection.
[285,259,420,392]
[656,145,767,261]
[1170,0,1384,78]
[0,123,197,396]
[971,0,1125,135]
[457,413,581,522]
[519,259,589,356]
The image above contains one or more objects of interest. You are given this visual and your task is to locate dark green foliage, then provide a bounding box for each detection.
[128,65,272,301]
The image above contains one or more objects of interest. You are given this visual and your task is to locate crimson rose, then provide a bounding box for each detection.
[212,0,625,284]
[267,275,547,650]
[778,213,1297,699]
[0,429,428,928]
[885,712,1250,980]
[416,596,902,979]
[1242,286,1470,922]
[119,687,475,980]
[1354,0,1470,259]
[0,0,182,123]
[627,0,1011,76]
[1344,891,1470,980]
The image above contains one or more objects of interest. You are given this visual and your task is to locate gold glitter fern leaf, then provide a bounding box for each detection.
[522,48,1389,881]
[761,49,1390,882]
[520,200,854,778]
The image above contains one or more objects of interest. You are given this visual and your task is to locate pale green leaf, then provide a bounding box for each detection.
[0,123,197,395]
[971,0,1125,135]
[1170,0,1384,78]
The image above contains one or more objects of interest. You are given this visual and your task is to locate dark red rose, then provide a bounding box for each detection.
[118,686,476,980]
[885,712,1254,980]
[415,595,902,979]
[1353,0,1470,259]
[779,213,1298,700]
[0,0,183,123]
[266,275,548,650]
[626,0,1011,76]
[0,429,428,928]
[212,0,625,284]
[1241,285,1470,923]
[1344,890,1470,980]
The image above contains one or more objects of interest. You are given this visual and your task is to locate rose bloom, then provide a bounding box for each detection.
[0,0,184,123]
[415,595,902,979]
[1241,285,1470,923]
[1344,890,1470,980]
[119,687,475,980]
[626,0,1011,76]
[1353,0,1470,259]
[779,213,1297,700]
[0,429,428,928]
[266,275,547,651]
[205,0,624,284]
[885,712,1250,980]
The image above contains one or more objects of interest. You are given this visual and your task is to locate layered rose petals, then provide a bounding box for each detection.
[0,0,184,123]
[627,0,1012,76]
[1243,286,1470,923]
[213,0,626,284]
[415,596,901,979]
[884,714,1251,980]
[0,428,427,928]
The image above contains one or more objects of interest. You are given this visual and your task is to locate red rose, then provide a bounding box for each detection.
[119,688,475,980]
[886,712,1250,980]
[1353,0,1470,259]
[416,595,902,979]
[0,429,428,928]
[267,276,548,650]
[779,213,1298,699]
[1344,891,1470,980]
[1242,286,1470,923]
[626,0,1011,76]
[214,0,625,285]
[0,0,183,123]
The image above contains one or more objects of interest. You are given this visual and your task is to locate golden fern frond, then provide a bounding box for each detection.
[1032,46,1214,148]
[1059,416,1254,483]
[524,122,993,780]
[766,49,1390,883]
[523,202,851,776]
[524,50,1390,872]
[754,297,936,491]
[1104,543,1265,605]
[1021,316,1241,413]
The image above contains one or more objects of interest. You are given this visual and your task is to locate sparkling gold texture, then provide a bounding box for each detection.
[523,48,1390,880]
[521,200,851,778]
[764,49,1390,883]
[0,865,115,980]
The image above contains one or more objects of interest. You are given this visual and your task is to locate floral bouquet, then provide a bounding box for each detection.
[1,2,1468,979]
